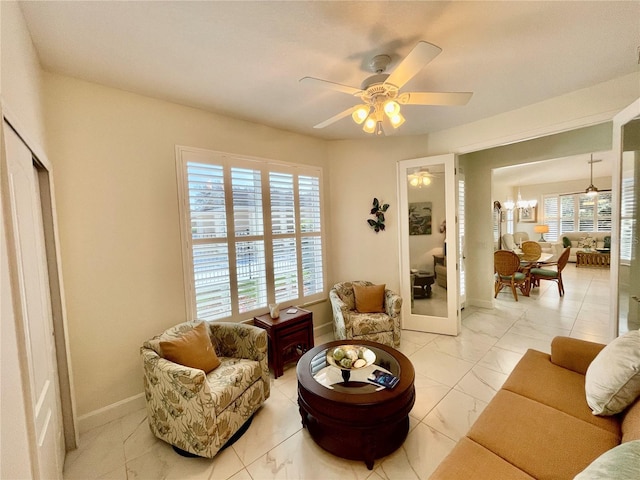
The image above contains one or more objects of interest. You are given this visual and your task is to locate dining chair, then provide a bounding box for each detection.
[530,247,571,296]
[521,241,542,262]
[494,250,529,301]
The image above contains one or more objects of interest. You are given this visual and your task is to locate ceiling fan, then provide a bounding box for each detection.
[408,167,442,187]
[300,41,473,135]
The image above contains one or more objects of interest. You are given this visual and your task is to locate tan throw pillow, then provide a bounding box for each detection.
[585,330,640,416]
[353,284,386,313]
[160,322,221,373]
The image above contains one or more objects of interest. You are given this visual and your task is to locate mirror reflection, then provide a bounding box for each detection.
[407,164,448,317]
[618,117,640,336]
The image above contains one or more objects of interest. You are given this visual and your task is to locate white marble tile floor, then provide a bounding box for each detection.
[65,264,611,479]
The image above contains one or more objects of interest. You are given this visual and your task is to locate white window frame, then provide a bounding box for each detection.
[175,146,326,322]
[542,190,612,240]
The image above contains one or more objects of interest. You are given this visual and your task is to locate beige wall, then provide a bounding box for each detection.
[1,1,47,150]
[43,72,332,418]
[326,136,431,292]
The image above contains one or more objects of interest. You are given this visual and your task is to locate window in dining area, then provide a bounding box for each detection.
[542,191,612,241]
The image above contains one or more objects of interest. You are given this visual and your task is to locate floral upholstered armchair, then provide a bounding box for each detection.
[329,281,402,348]
[141,321,270,458]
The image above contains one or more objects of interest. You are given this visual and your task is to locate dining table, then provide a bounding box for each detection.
[518,252,555,295]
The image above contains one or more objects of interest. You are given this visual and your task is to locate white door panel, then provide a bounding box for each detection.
[4,123,63,479]
[398,153,461,335]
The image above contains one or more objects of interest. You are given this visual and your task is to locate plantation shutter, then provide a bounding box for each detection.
[270,172,298,303]
[543,196,559,241]
[232,168,267,313]
[620,177,635,262]
[299,175,323,296]
[578,195,595,232]
[187,162,232,320]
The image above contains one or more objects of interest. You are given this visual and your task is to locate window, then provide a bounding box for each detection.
[177,147,325,322]
[542,191,612,241]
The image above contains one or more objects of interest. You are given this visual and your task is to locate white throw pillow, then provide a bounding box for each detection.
[573,440,640,480]
[585,330,640,416]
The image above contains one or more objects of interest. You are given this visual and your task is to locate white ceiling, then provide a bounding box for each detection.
[492,151,614,188]
[20,1,640,141]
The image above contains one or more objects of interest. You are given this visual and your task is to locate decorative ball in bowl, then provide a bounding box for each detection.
[327,345,376,370]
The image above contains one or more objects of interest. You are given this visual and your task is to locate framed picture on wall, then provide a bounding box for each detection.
[409,202,432,235]
[518,206,536,223]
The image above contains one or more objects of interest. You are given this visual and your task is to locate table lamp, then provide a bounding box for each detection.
[534,224,549,241]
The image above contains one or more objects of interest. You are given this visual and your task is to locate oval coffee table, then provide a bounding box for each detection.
[296,340,415,469]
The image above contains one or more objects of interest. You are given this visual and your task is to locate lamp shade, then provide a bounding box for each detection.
[534,224,549,241]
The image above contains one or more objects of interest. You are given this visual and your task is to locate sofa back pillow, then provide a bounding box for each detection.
[585,330,640,416]
[562,236,571,248]
[573,440,640,480]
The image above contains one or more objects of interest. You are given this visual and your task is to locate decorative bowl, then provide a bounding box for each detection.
[326,345,376,370]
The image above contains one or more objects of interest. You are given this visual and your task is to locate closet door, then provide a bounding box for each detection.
[4,122,64,479]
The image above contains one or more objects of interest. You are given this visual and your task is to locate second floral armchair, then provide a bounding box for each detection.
[329,281,402,348]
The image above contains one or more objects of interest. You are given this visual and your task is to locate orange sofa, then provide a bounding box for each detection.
[430,336,640,479]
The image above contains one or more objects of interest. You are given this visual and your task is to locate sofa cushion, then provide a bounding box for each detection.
[353,283,385,313]
[562,236,571,248]
[574,440,640,480]
[159,322,221,373]
[503,349,620,435]
[467,390,620,480]
[206,357,262,415]
[430,437,535,480]
[585,330,640,415]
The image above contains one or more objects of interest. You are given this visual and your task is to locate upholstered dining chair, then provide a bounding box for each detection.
[141,321,270,458]
[494,250,529,301]
[530,247,571,296]
[520,241,542,262]
[329,281,402,348]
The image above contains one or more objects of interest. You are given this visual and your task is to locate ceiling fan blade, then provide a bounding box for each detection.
[384,41,442,89]
[313,106,358,129]
[299,77,363,96]
[398,91,473,106]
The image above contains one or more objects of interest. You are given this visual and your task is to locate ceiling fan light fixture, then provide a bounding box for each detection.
[352,105,370,124]
[363,114,377,133]
[383,100,400,117]
[409,175,420,187]
[389,112,405,128]
[585,154,600,196]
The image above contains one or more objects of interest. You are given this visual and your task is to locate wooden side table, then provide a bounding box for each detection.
[253,307,314,378]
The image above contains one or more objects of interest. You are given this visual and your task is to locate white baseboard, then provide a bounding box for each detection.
[313,321,333,338]
[77,392,146,434]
